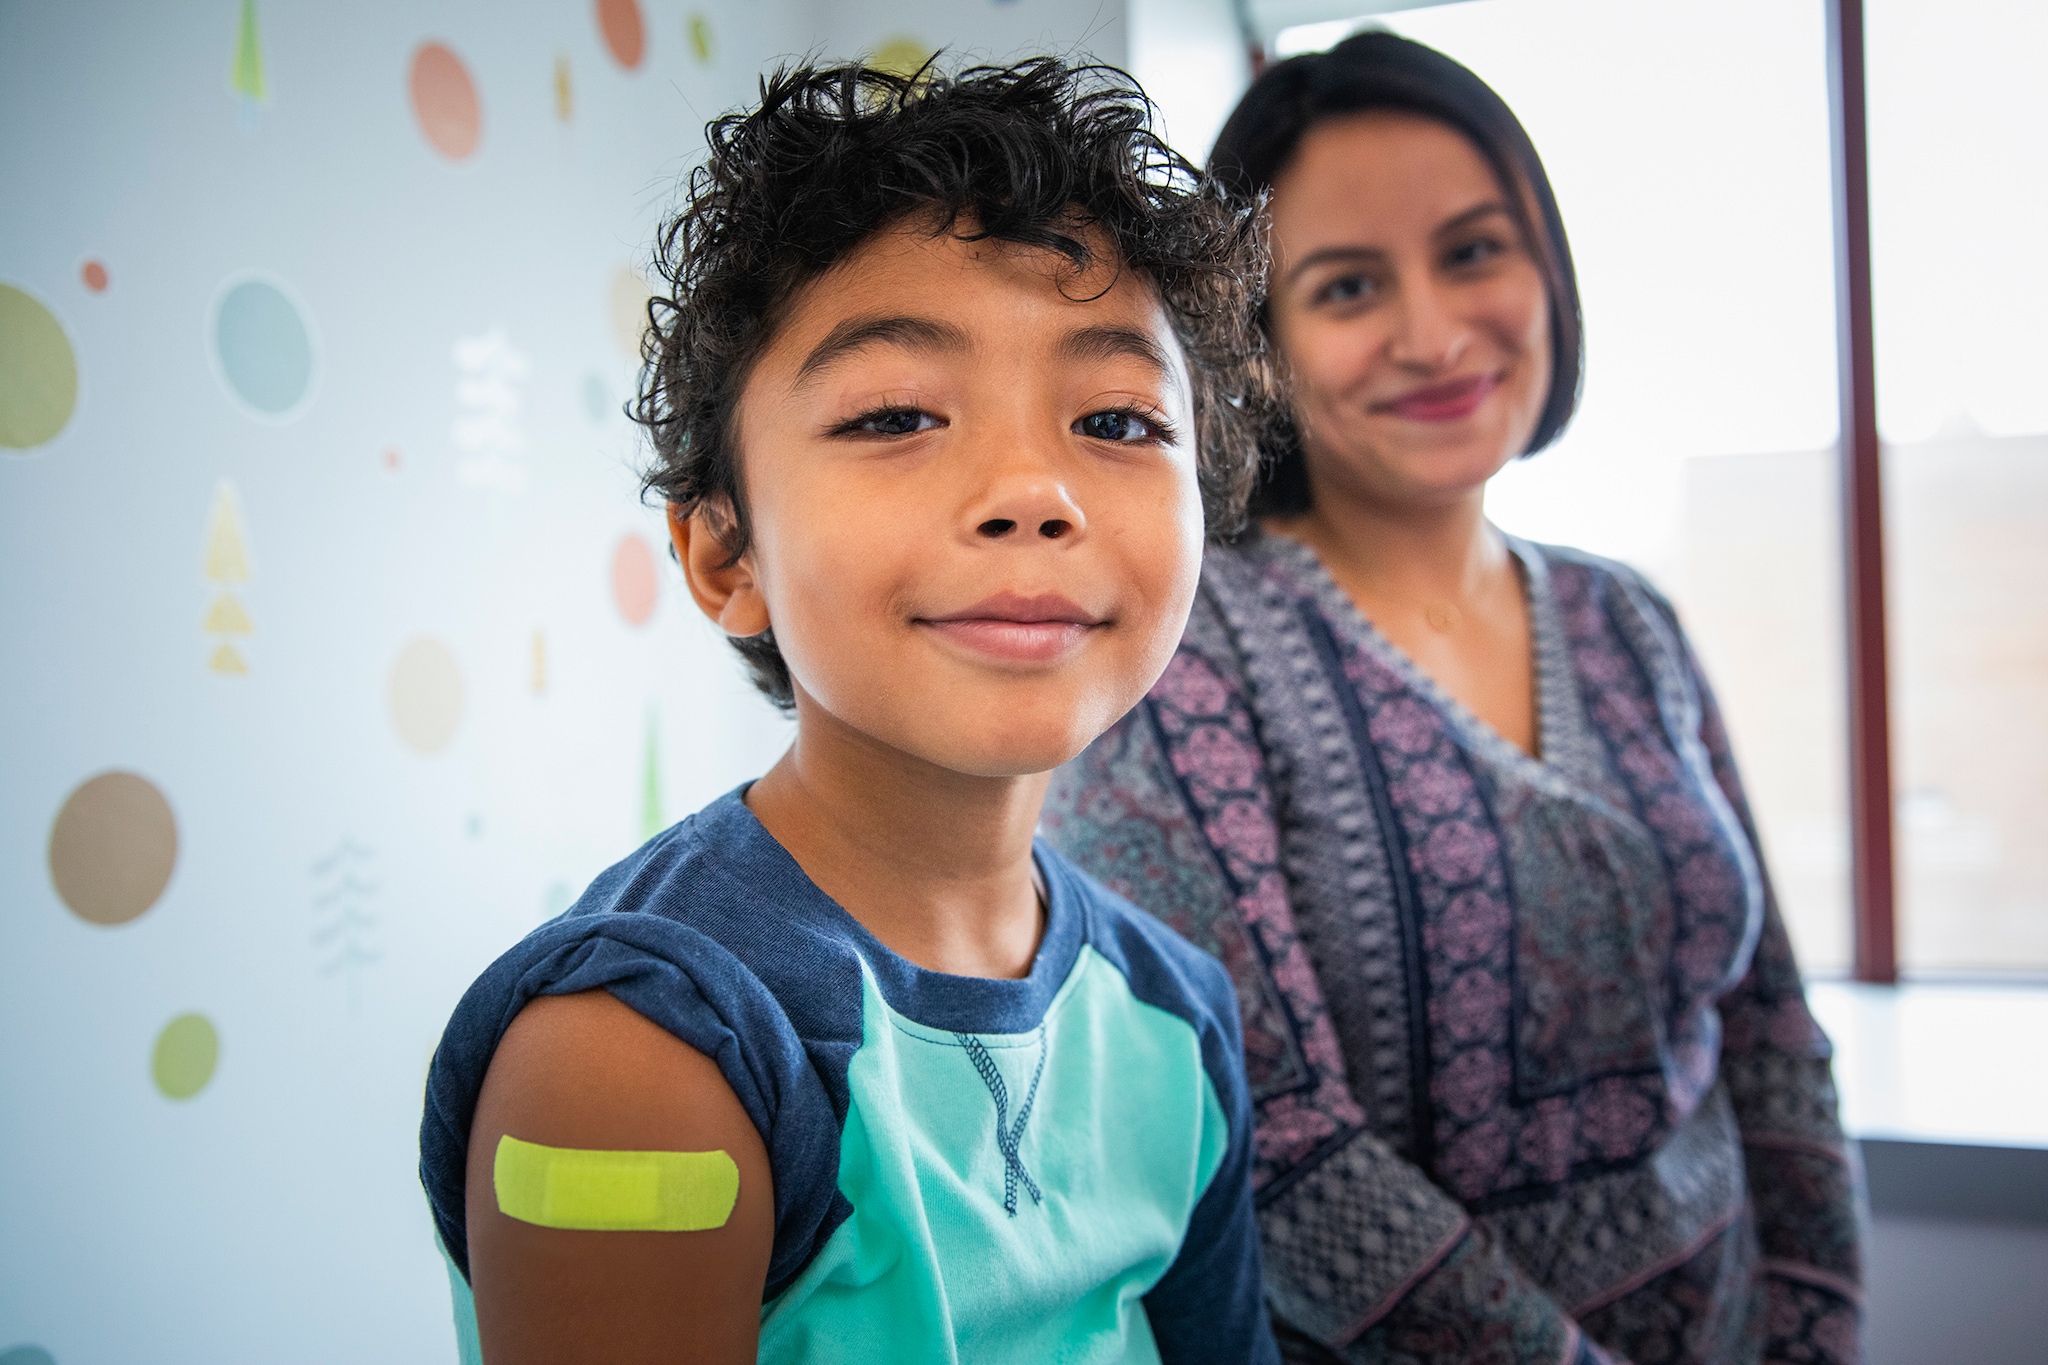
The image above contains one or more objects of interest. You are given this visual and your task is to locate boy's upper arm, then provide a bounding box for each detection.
[464,989,775,1365]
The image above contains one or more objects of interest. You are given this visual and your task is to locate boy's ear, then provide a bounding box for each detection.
[668,500,772,639]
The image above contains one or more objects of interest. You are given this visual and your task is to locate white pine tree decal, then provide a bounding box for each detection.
[201,479,253,674]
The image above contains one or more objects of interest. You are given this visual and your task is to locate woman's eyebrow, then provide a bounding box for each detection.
[1285,201,1516,285]
[793,314,972,386]
[1056,325,1179,389]
[1285,244,1387,285]
[1433,200,1514,237]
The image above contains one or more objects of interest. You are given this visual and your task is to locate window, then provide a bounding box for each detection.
[1868,0,2048,973]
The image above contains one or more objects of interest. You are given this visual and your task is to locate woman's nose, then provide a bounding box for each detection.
[1386,277,1470,370]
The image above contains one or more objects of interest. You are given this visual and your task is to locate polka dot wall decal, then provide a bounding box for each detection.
[609,267,651,358]
[612,533,658,627]
[686,12,714,65]
[409,41,481,161]
[389,637,464,754]
[152,1013,219,1100]
[49,771,178,927]
[0,282,79,451]
[597,0,646,70]
[0,1347,57,1365]
[81,259,108,292]
[871,36,936,79]
[582,372,610,424]
[212,275,314,419]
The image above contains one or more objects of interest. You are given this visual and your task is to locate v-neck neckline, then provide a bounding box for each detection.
[1253,528,1598,795]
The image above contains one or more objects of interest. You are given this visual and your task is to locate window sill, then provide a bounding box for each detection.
[1805,980,2048,1150]
[1805,981,2048,1226]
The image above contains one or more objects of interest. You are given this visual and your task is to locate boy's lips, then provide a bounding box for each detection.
[917,591,1104,664]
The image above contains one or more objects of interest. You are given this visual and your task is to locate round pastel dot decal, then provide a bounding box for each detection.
[872,36,934,79]
[582,372,610,423]
[49,771,178,927]
[687,12,714,64]
[598,0,646,69]
[609,267,651,357]
[213,277,313,417]
[81,260,108,292]
[410,41,481,161]
[389,637,464,753]
[612,533,657,626]
[0,283,79,450]
[0,1346,57,1365]
[152,1013,218,1100]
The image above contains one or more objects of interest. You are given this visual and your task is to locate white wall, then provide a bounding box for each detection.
[1128,0,1249,164]
[0,3,1127,1364]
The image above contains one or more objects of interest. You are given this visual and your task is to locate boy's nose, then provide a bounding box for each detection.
[963,437,1088,545]
[977,515,1074,540]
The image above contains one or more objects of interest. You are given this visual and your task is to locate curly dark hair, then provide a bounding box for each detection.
[632,56,1281,709]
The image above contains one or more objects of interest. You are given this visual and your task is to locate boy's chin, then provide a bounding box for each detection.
[912,726,1099,780]
[890,708,1113,781]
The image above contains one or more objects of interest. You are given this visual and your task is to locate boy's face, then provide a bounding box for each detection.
[697,218,1205,778]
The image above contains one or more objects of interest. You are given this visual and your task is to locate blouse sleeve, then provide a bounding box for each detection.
[1046,638,1625,1365]
[1685,635,1866,1365]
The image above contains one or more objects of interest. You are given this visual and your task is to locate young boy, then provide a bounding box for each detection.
[420,58,1281,1364]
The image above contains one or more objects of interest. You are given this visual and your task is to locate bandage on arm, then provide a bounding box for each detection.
[465,991,774,1365]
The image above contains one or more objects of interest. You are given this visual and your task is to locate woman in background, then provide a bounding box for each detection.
[1047,32,1862,1365]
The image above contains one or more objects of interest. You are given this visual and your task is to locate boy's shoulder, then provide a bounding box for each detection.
[1037,844,1244,1052]
[422,787,864,1290]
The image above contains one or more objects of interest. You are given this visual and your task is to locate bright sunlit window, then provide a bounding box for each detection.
[1869,0,2048,973]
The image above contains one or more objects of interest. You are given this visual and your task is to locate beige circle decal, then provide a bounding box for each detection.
[48,771,178,926]
[390,637,464,754]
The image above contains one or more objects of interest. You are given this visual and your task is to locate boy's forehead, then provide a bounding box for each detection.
[769,216,1174,360]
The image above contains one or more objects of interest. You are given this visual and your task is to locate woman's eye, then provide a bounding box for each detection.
[1446,236,1507,269]
[1074,409,1165,443]
[1315,274,1376,307]
[848,407,940,437]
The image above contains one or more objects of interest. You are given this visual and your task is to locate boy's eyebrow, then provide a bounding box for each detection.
[792,315,971,386]
[1056,326,1180,390]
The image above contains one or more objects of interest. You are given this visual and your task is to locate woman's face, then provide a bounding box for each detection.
[1265,110,1552,513]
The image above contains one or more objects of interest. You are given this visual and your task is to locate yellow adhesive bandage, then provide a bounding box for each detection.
[493,1134,739,1231]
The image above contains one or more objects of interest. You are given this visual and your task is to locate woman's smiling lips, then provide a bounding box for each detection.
[1373,372,1501,422]
[917,591,1105,663]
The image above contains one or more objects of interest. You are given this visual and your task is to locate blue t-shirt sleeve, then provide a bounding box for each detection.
[417,909,846,1297]
[1138,944,1280,1365]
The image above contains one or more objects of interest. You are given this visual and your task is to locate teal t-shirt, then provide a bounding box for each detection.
[422,789,1276,1364]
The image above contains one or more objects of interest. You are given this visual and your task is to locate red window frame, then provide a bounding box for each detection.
[1828,0,1898,983]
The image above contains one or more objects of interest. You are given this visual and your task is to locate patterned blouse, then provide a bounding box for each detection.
[1044,530,1863,1365]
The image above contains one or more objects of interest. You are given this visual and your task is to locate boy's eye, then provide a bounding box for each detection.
[841,406,942,437]
[1074,409,1167,443]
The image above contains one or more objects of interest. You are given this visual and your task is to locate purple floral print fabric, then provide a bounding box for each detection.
[1044,532,1863,1365]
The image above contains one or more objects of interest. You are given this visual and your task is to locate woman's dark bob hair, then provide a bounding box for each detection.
[1209,30,1584,518]
[634,57,1280,709]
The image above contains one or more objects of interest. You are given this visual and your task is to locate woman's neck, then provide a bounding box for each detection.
[1269,483,1507,606]
[1266,472,1539,756]
[744,704,1047,981]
